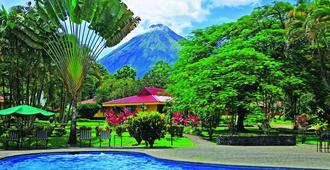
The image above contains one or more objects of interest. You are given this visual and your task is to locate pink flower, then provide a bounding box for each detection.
[183,115,201,127]
[105,109,136,127]
[172,112,184,124]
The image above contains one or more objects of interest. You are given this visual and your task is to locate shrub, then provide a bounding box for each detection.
[125,112,166,148]
[53,124,66,137]
[77,103,101,119]
[105,109,134,126]
[125,117,143,145]
[168,124,184,137]
[79,126,92,130]
[167,112,201,137]
[184,114,201,127]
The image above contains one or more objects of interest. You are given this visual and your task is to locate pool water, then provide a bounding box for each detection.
[0,152,301,170]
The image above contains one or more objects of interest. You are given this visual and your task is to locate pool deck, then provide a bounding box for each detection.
[1,134,330,169]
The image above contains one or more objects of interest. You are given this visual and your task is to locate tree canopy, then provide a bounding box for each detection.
[168,0,330,137]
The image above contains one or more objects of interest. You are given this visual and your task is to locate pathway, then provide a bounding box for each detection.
[1,135,330,169]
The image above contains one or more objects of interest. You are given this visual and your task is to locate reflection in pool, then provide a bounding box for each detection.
[0,152,303,170]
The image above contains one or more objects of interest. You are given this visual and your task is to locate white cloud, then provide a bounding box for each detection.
[98,0,260,58]
[209,0,260,7]
[122,0,208,35]
[120,0,260,38]
[98,0,210,59]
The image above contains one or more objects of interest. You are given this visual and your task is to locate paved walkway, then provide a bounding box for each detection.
[1,135,330,169]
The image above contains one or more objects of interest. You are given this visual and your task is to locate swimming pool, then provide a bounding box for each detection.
[0,152,304,170]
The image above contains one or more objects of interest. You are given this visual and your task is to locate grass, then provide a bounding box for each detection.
[1,119,194,149]
[74,119,194,148]
[0,116,319,149]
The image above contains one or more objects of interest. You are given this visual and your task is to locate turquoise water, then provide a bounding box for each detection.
[0,152,302,170]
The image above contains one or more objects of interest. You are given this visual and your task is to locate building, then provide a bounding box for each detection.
[102,87,172,113]
[0,96,4,109]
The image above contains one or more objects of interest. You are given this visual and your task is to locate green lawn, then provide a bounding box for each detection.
[1,119,194,149]
[1,117,318,149]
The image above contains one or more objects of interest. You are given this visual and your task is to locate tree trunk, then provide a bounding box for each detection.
[318,45,329,88]
[68,98,78,145]
[148,140,154,148]
[37,76,44,106]
[26,74,30,104]
[9,76,13,107]
[2,77,5,107]
[237,106,246,132]
[59,84,65,123]
[208,127,213,141]
[16,56,21,105]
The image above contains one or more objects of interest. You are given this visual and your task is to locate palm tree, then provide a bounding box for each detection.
[36,0,140,145]
[304,0,330,87]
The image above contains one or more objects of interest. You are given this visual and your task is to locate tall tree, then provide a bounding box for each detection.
[115,65,137,80]
[143,60,171,88]
[36,0,140,145]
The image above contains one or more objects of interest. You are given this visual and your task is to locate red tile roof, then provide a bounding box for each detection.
[139,87,165,96]
[103,87,171,106]
[103,95,171,105]
[80,99,96,104]
[104,95,157,104]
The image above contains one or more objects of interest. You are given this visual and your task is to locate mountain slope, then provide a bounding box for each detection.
[98,24,184,77]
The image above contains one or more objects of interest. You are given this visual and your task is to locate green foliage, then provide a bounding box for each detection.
[167,0,330,133]
[53,124,67,137]
[77,103,101,119]
[125,112,166,148]
[79,126,92,130]
[36,0,141,47]
[81,63,109,100]
[142,60,171,88]
[35,0,140,145]
[95,74,141,103]
[115,65,137,80]
[168,124,184,137]
[125,117,143,145]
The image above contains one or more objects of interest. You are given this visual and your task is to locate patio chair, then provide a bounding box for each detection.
[35,130,48,149]
[316,131,330,152]
[99,129,112,147]
[5,130,20,149]
[79,129,92,147]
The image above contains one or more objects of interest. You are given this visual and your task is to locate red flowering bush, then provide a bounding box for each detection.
[105,109,135,127]
[171,112,201,127]
[169,112,201,137]
[185,115,201,127]
[172,112,184,124]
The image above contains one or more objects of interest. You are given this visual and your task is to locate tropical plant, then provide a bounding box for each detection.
[35,0,140,145]
[125,116,143,145]
[125,111,166,148]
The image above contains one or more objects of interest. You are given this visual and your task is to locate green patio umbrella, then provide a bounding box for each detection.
[0,105,55,116]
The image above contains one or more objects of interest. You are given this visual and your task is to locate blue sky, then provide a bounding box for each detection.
[1,0,295,58]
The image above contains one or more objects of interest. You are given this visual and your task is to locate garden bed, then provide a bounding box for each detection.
[216,135,296,146]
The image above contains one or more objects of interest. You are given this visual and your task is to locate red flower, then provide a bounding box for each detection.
[105,109,136,127]
[172,112,184,124]
[184,115,201,127]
